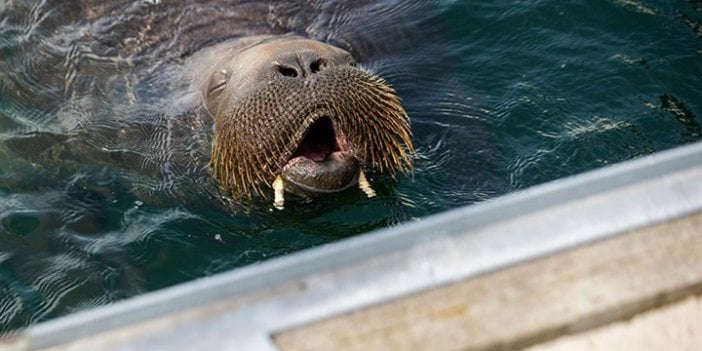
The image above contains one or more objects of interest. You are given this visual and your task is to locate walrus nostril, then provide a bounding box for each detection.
[309,58,325,74]
[277,65,298,77]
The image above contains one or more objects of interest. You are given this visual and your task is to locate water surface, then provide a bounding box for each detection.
[1,0,701,332]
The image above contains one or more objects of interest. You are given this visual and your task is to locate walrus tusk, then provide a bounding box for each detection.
[358,169,376,198]
[273,175,285,210]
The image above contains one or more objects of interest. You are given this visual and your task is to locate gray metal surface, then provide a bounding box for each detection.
[3,141,702,351]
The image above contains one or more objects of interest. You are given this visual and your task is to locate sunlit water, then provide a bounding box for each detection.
[1,0,700,332]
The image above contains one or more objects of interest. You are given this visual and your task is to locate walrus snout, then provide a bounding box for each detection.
[281,117,360,195]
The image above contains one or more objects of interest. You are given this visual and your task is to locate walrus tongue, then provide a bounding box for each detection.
[290,140,333,162]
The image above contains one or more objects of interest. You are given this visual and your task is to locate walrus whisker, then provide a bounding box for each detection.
[210,63,413,199]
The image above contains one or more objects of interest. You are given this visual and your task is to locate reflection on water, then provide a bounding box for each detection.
[1,0,701,332]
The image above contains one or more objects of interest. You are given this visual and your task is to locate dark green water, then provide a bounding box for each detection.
[1,0,700,333]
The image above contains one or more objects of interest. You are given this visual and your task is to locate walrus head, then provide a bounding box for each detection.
[191,35,413,206]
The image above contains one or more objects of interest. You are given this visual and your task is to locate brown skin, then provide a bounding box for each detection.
[186,35,413,199]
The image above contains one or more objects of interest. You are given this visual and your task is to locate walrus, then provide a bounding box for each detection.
[0,1,421,211]
[185,35,414,209]
[0,1,486,334]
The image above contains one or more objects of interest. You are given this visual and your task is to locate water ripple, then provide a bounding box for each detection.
[1,0,701,334]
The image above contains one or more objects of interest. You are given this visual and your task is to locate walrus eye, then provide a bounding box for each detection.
[208,69,230,96]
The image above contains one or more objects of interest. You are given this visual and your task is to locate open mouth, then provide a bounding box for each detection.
[288,117,342,162]
[271,116,377,209]
[280,117,360,195]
